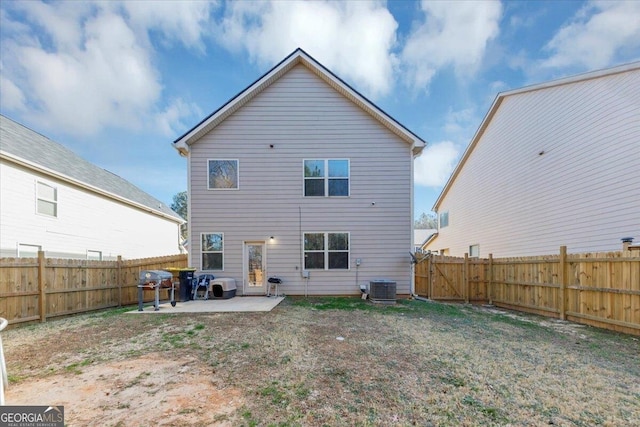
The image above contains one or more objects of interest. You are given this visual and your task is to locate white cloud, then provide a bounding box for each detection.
[0,72,26,111]
[217,0,398,98]
[155,98,202,137]
[0,1,215,136]
[401,0,503,91]
[541,1,640,70]
[443,107,478,135]
[118,1,217,52]
[17,10,161,134]
[489,80,508,92]
[414,140,461,187]
[9,1,91,51]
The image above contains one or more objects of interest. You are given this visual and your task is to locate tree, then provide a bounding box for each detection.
[171,191,188,239]
[414,212,437,229]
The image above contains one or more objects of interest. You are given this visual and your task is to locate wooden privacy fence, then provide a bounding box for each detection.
[0,252,188,326]
[415,246,640,336]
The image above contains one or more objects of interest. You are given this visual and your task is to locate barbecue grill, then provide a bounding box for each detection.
[267,277,281,297]
[137,270,175,311]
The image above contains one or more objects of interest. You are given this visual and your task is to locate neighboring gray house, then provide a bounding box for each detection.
[174,49,426,296]
[426,62,640,257]
[0,115,184,260]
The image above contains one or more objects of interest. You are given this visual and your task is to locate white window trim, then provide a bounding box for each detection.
[439,211,449,228]
[302,159,350,197]
[303,231,350,270]
[18,243,41,258]
[36,180,58,217]
[87,250,103,261]
[469,244,480,258]
[207,159,239,190]
[201,232,224,271]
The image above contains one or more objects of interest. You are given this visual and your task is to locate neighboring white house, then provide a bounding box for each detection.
[426,62,640,257]
[174,49,426,296]
[414,229,437,253]
[0,114,184,260]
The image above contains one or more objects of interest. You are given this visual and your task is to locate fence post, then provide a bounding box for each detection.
[117,255,122,307]
[427,254,432,299]
[464,253,470,304]
[38,251,46,323]
[559,246,567,320]
[488,253,493,305]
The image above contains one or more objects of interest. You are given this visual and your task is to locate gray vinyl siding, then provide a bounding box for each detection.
[189,65,413,295]
[430,67,640,257]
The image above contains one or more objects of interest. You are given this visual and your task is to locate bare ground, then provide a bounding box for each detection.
[2,298,639,426]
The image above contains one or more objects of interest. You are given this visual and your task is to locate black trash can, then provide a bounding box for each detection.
[165,267,197,302]
[178,269,196,301]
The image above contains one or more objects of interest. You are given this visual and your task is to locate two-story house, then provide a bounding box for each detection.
[174,49,425,296]
[0,114,184,260]
[426,62,640,257]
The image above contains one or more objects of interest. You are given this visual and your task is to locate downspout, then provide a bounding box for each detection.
[299,206,308,297]
[184,147,193,269]
[173,139,193,270]
[410,140,427,298]
[410,144,417,297]
[177,222,183,254]
[299,207,303,272]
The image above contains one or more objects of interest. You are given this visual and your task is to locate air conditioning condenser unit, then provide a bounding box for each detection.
[369,280,396,303]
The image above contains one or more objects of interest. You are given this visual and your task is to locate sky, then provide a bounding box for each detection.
[1,0,639,218]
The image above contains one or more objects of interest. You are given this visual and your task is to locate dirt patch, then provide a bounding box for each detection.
[479,305,592,338]
[7,353,244,426]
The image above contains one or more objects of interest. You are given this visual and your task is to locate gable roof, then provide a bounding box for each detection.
[432,61,640,211]
[414,229,437,248]
[0,114,183,223]
[173,48,426,156]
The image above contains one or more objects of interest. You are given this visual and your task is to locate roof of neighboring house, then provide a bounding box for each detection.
[432,61,640,211]
[173,48,426,156]
[0,114,183,223]
[414,229,437,248]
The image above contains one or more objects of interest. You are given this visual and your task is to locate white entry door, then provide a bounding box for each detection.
[244,242,266,294]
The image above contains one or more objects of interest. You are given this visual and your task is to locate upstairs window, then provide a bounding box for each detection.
[37,181,57,217]
[208,160,238,189]
[304,232,349,270]
[439,211,449,228]
[304,159,349,197]
[87,250,102,261]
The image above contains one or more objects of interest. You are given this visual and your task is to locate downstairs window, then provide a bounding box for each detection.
[304,232,349,270]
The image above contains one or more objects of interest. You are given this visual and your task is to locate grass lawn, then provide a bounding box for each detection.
[3,297,639,426]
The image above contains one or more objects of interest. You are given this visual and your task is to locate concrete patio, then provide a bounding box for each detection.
[129,296,285,313]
